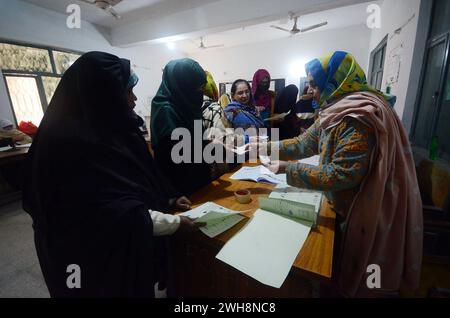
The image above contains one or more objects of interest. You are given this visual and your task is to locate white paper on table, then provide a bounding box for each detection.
[180,202,237,219]
[0,146,13,152]
[194,211,245,238]
[270,184,322,213]
[298,155,320,167]
[14,143,32,149]
[216,209,311,288]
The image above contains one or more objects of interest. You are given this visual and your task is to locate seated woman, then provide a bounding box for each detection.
[224,79,265,130]
[251,51,422,297]
[22,52,200,298]
[151,59,229,195]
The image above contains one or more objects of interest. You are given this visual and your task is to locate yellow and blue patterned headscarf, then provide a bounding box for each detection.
[203,71,219,102]
[305,51,396,108]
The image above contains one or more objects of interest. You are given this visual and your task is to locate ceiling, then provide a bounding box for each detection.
[21,0,221,28]
[20,0,376,49]
[176,2,376,54]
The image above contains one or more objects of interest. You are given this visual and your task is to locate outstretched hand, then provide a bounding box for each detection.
[262,160,289,174]
[173,196,192,211]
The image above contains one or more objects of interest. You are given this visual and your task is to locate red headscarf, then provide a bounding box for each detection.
[252,69,272,109]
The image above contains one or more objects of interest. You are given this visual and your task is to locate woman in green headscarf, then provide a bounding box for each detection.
[151,59,228,195]
[250,51,422,297]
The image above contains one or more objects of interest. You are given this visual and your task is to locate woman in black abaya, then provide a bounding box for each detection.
[22,52,197,297]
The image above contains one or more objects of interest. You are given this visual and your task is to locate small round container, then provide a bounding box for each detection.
[234,189,251,204]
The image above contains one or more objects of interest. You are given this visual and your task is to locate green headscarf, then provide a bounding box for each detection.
[151,58,206,148]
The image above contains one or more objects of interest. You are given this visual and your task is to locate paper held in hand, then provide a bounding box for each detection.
[264,110,291,122]
[180,202,245,238]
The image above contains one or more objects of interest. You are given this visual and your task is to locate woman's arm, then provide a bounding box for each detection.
[268,120,320,161]
[285,118,375,192]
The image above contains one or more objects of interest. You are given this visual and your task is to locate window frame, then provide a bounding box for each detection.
[410,0,450,160]
[368,35,388,91]
[0,38,83,125]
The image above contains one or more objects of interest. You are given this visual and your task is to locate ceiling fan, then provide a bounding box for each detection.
[270,15,328,35]
[80,0,123,19]
[198,37,224,50]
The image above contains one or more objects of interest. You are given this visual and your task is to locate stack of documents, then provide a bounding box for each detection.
[230,165,286,185]
[269,184,322,215]
[180,202,245,238]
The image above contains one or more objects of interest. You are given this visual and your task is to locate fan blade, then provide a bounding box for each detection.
[300,21,328,33]
[106,6,122,19]
[270,25,292,33]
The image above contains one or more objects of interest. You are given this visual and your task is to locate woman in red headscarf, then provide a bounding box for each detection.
[251,69,276,128]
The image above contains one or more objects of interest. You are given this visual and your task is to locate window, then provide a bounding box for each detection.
[368,36,387,91]
[412,0,450,161]
[0,41,82,126]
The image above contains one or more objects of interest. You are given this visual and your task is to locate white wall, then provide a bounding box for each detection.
[0,0,185,125]
[368,0,423,129]
[189,24,371,89]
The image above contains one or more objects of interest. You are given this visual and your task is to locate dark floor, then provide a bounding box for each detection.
[0,200,49,298]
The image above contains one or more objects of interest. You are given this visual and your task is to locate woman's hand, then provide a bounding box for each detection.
[246,141,269,156]
[263,160,289,174]
[172,196,192,210]
[300,94,313,101]
[177,216,206,234]
[255,106,265,114]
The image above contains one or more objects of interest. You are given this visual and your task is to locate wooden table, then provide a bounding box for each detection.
[167,163,336,298]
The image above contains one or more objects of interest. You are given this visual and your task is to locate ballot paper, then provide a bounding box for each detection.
[194,211,245,238]
[269,184,322,214]
[230,145,248,155]
[180,202,245,238]
[230,166,285,184]
[264,110,291,122]
[216,209,311,288]
[180,202,237,219]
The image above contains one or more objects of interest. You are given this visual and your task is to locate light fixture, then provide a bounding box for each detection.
[167,42,176,50]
